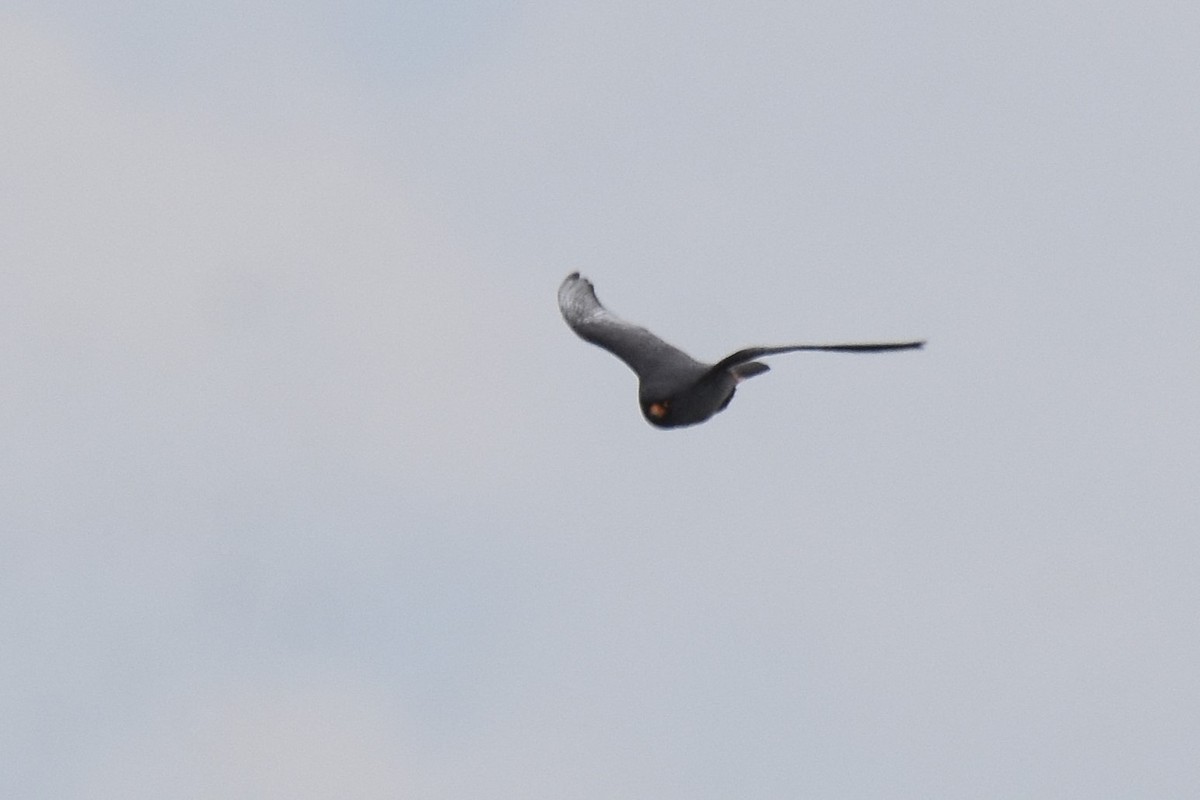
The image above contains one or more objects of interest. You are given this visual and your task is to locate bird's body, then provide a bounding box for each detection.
[557,272,923,428]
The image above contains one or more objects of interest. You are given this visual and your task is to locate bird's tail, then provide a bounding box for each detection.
[731,361,770,382]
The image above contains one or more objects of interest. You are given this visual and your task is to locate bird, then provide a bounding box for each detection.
[557,272,924,429]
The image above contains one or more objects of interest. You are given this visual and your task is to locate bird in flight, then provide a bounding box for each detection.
[558,272,923,429]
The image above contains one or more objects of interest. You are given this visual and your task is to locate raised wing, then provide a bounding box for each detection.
[557,272,703,380]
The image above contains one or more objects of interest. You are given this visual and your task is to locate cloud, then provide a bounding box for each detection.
[78,674,424,800]
[6,6,1200,798]
[0,19,549,795]
[0,16,546,510]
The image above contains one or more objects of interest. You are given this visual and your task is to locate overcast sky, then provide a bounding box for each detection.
[4,2,1200,797]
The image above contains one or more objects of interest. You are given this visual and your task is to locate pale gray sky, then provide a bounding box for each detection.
[4,2,1199,797]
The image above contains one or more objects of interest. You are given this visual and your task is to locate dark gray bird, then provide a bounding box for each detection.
[558,272,924,428]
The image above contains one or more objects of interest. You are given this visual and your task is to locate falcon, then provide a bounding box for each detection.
[558,272,923,428]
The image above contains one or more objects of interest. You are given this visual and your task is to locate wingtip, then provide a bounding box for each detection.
[559,271,595,300]
[558,272,594,316]
[560,271,586,293]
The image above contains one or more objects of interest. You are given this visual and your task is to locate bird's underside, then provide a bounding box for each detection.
[557,272,924,428]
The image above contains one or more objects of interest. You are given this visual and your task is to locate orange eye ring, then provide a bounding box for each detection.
[647,401,668,419]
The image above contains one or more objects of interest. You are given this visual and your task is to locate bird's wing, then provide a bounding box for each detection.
[707,341,925,376]
[558,272,702,379]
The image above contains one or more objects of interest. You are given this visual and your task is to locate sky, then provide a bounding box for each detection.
[3,2,1199,797]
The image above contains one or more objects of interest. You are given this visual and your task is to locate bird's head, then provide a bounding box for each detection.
[640,394,718,428]
[642,398,672,426]
[639,372,740,429]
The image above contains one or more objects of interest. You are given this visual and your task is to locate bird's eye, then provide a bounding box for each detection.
[647,401,669,419]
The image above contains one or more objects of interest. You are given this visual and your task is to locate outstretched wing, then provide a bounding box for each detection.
[707,340,925,376]
[557,272,703,379]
